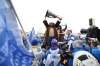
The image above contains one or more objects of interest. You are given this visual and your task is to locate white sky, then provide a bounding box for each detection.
[12,0,100,33]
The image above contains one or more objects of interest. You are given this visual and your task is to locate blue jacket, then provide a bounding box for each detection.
[91,48,100,60]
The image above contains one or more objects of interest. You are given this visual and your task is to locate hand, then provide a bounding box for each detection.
[57,17,62,20]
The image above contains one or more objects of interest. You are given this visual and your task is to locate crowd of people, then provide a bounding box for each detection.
[0,0,100,66]
[27,18,100,66]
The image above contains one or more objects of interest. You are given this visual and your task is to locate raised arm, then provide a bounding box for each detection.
[62,25,67,31]
[55,20,61,28]
[43,20,49,27]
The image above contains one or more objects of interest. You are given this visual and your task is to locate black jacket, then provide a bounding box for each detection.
[87,26,100,42]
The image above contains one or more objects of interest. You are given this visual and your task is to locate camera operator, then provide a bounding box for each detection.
[86,18,100,42]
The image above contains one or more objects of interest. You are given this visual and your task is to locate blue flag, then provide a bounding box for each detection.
[28,27,36,43]
[28,27,42,45]
[0,0,33,66]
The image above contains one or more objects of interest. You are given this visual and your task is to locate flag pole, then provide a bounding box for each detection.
[7,0,33,51]
[8,0,27,38]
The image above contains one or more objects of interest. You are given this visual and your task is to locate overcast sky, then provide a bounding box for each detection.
[12,0,100,33]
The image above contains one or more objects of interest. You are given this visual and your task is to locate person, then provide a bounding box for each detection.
[43,39,61,66]
[57,25,67,42]
[86,18,100,42]
[64,30,75,41]
[90,40,100,63]
[64,29,76,51]
[42,19,60,49]
[31,38,44,66]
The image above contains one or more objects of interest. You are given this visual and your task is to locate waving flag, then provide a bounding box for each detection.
[0,0,33,66]
[28,27,41,45]
[28,27,36,43]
